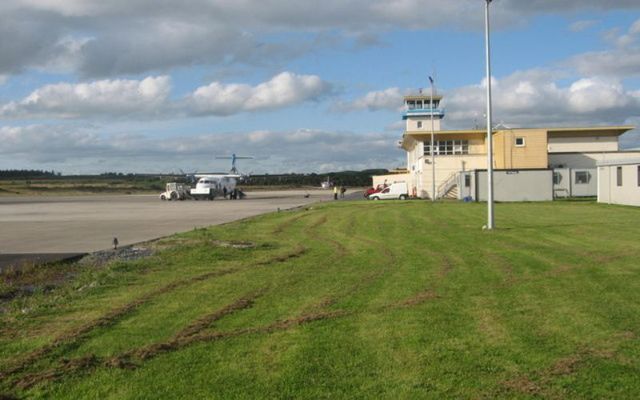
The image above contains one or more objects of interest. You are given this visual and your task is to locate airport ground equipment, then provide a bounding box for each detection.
[159,182,190,201]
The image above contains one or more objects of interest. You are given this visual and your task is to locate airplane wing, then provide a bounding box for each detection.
[194,174,242,178]
[215,156,254,159]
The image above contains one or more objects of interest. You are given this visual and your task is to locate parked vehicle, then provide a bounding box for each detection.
[364,186,382,197]
[368,182,409,200]
[159,182,190,201]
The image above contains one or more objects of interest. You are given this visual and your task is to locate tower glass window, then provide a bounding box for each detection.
[424,140,470,156]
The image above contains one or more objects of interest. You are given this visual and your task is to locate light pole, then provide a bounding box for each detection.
[484,0,495,229]
[429,76,435,202]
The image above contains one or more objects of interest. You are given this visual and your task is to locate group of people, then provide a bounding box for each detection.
[222,187,243,200]
[333,185,347,200]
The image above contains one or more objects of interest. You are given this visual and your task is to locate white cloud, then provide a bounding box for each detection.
[2,1,640,77]
[0,125,106,163]
[567,18,640,79]
[0,73,330,119]
[188,72,331,116]
[620,118,640,149]
[0,125,405,173]
[333,87,405,112]
[567,78,632,113]
[569,20,598,32]
[443,69,640,129]
[568,48,640,78]
[0,76,171,119]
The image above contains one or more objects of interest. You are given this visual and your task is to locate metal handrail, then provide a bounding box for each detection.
[436,172,459,199]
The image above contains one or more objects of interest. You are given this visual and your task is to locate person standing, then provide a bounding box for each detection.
[333,185,338,200]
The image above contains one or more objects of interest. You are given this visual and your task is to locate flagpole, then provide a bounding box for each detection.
[430,76,435,202]
[485,0,495,229]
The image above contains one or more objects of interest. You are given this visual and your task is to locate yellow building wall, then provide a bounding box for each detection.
[494,129,548,169]
[416,154,486,199]
[372,174,410,189]
[428,133,485,154]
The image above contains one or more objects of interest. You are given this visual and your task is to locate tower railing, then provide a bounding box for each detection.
[402,108,445,120]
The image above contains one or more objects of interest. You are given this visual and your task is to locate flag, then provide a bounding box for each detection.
[428,76,434,84]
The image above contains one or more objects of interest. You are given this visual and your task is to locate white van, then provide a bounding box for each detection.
[368,182,409,200]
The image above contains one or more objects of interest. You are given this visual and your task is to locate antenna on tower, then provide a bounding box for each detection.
[431,62,438,96]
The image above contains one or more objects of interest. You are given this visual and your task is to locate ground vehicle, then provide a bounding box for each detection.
[364,186,383,197]
[159,183,190,201]
[368,182,409,200]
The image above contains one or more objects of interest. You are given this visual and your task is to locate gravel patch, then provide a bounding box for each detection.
[79,246,155,267]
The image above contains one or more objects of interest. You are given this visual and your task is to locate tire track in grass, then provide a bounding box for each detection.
[306,207,397,310]
[497,333,635,398]
[12,285,448,392]
[305,212,350,258]
[7,205,439,394]
[271,212,314,235]
[13,292,264,390]
[0,246,308,383]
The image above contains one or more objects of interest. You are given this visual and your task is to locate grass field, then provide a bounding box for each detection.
[0,177,165,196]
[1,200,640,399]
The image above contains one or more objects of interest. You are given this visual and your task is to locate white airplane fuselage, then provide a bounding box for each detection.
[189,174,239,199]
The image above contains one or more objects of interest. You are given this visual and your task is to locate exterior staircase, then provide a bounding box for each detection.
[436,172,459,200]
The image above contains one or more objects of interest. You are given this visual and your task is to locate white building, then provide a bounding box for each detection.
[374,92,640,200]
[597,159,640,206]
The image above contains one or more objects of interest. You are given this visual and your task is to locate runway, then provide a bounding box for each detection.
[0,190,330,256]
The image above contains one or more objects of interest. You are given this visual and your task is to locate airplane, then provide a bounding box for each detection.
[188,154,253,200]
[320,176,332,189]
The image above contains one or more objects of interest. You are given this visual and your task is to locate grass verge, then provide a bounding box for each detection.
[1,200,639,399]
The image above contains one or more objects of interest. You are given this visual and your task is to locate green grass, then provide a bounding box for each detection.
[1,200,640,399]
[0,177,165,196]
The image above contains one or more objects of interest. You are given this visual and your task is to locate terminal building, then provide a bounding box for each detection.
[597,158,640,207]
[374,92,640,201]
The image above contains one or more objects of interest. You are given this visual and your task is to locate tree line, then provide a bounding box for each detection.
[242,170,388,187]
[0,169,60,178]
[1,169,389,187]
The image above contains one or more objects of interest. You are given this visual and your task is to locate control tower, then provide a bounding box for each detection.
[402,93,445,132]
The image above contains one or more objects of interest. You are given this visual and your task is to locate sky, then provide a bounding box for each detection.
[1,0,640,174]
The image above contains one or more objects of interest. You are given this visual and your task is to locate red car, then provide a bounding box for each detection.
[364,186,383,198]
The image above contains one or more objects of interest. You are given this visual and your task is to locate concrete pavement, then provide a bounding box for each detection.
[0,190,332,254]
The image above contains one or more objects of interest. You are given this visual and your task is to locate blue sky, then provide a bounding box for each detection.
[1,1,640,174]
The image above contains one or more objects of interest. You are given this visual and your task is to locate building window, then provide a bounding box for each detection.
[617,166,623,187]
[417,121,423,129]
[575,171,589,184]
[553,172,562,185]
[515,137,526,147]
[464,174,471,188]
[424,140,469,156]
